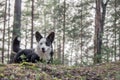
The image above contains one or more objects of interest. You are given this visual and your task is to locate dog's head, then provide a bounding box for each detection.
[35,31,55,54]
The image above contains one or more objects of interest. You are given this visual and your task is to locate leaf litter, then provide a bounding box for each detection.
[0,61,120,80]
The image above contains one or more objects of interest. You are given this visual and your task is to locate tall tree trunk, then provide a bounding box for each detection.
[12,0,21,37]
[94,0,110,64]
[106,34,109,62]
[1,0,7,63]
[70,42,73,65]
[119,28,120,61]
[10,0,21,63]
[114,0,117,61]
[80,0,83,64]
[43,0,47,36]
[44,14,46,36]
[53,0,57,59]
[25,21,28,49]
[94,0,102,64]
[62,0,66,65]
[7,0,11,63]
[31,0,34,48]
[57,42,61,64]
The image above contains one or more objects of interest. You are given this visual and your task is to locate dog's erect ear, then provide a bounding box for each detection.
[35,31,43,42]
[47,32,55,43]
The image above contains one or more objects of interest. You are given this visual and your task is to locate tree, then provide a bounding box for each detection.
[1,0,7,63]
[94,0,110,64]
[31,0,34,48]
[114,0,117,61]
[62,0,66,65]
[10,0,21,63]
[7,0,11,62]
[12,0,21,37]
[119,26,120,61]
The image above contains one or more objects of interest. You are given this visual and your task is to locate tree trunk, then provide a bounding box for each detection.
[94,0,102,64]
[62,0,66,65]
[1,0,7,63]
[114,0,117,61]
[57,42,61,64]
[119,28,120,61]
[31,0,34,48]
[7,0,11,63]
[12,0,21,37]
[80,0,83,64]
[106,34,109,62]
[10,0,21,63]
[25,21,28,49]
[94,0,110,64]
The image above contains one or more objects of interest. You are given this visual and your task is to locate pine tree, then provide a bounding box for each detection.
[94,0,110,64]
[31,0,34,48]
[10,0,22,63]
[1,0,7,63]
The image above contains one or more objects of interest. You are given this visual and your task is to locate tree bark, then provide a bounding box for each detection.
[10,0,21,63]
[7,0,11,63]
[94,0,110,64]
[12,0,21,37]
[62,0,66,65]
[114,0,117,61]
[25,21,28,49]
[80,0,83,64]
[1,0,7,63]
[31,0,34,48]
[119,28,120,61]
[94,0,102,64]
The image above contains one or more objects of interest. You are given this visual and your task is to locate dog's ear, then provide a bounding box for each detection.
[47,32,55,43]
[35,31,43,42]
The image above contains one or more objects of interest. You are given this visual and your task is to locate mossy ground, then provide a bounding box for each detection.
[0,61,120,80]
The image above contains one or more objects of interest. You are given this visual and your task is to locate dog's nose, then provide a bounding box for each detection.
[42,48,45,53]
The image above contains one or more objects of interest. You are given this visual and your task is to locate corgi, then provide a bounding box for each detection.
[35,31,55,63]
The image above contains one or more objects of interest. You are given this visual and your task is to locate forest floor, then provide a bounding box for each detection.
[0,61,120,80]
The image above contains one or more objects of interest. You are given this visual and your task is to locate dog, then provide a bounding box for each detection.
[13,31,55,63]
[13,36,40,63]
[35,31,55,63]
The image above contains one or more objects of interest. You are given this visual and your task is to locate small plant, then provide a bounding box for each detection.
[52,59,62,65]
[0,73,4,78]
[20,54,27,62]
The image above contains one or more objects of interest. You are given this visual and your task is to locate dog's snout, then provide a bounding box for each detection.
[42,48,45,53]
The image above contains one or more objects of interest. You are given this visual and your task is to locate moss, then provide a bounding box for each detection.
[115,71,120,80]
[35,73,41,80]
[37,72,52,80]
[77,76,87,80]
[0,73,4,78]
[53,77,62,80]
[9,74,15,80]
[0,64,6,67]
[20,62,33,66]
[0,67,6,72]
[66,73,72,78]
[20,62,39,70]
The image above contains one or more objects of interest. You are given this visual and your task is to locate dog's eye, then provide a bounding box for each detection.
[40,43,43,45]
[46,42,50,46]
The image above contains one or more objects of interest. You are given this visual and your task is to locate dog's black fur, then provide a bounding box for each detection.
[13,36,40,63]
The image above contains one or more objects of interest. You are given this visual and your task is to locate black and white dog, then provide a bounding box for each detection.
[13,31,55,63]
[35,31,55,63]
